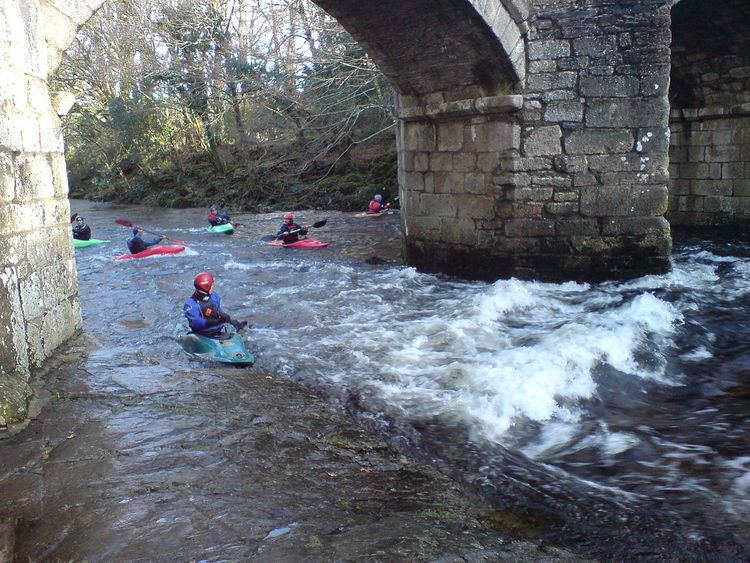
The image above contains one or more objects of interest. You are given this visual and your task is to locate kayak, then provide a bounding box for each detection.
[354,210,398,217]
[266,237,329,248]
[207,223,235,234]
[73,238,109,248]
[175,321,256,365]
[115,244,186,260]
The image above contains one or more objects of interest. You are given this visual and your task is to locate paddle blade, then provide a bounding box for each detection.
[70,212,78,223]
[115,218,135,227]
[311,219,327,228]
[260,235,277,242]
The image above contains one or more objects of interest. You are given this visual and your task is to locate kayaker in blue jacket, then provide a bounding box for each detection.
[127,228,163,254]
[276,212,307,243]
[184,272,245,337]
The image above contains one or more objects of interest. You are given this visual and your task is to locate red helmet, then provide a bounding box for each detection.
[194,272,214,293]
[283,212,294,221]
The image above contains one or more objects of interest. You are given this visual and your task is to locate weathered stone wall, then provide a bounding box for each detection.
[488,0,673,279]
[333,0,676,280]
[668,0,750,226]
[0,1,90,426]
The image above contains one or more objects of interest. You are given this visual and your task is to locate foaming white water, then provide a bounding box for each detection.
[250,261,686,455]
[368,284,682,444]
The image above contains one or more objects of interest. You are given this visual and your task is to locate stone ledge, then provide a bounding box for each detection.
[399,95,523,122]
[670,104,750,122]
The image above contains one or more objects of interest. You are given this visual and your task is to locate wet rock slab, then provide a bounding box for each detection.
[0,340,578,561]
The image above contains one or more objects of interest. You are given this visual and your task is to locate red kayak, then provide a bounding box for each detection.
[266,237,329,248]
[115,244,187,260]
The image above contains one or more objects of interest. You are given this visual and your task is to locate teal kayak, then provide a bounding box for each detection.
[207,223,235,234]
[175,321,255,365]
[73,238,109,248]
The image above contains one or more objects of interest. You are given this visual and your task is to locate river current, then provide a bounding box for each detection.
[71,200,749,559]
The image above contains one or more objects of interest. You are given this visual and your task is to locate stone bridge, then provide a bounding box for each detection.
[1,0,749,423]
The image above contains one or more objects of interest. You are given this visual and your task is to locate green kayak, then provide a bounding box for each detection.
[73,238,109,248]
[175,321,255,365]
[207,223,235,234]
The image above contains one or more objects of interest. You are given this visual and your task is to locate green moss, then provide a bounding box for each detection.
[149,402,197,416]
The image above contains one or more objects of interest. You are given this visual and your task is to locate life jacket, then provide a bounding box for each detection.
[278,223,302,242]
[368,200,384,214]
[193,291,221,319]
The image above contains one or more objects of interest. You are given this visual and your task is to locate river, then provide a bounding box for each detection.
[71,200,749,560]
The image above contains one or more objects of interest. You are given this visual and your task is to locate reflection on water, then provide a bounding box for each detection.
[72,200,750,558]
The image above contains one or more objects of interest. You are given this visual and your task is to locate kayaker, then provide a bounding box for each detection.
[367,194,390,214]
[184,272,245,337]
[126,228,163,254]
[208,205,231,226]
[72,216,92,240]
[276,212,307,243]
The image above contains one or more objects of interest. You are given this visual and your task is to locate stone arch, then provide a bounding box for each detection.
[667,0,750,226]
[0,0,529,424]
[312,0,527,98]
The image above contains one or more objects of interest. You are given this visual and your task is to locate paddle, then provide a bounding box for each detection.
[261,219,327,242]
[70,212,78,223]
[115,218,186,246]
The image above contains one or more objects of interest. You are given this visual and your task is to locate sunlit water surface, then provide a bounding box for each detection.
[73,201,749,558]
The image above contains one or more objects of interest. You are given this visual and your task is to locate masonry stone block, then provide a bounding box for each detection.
[505,219,555,237]
[508,186,554,202]
[524,126,562,156]
[466,121,520,153]
[476,152,501,173]
[404,171,425,191]
[573,36,618,57]
[511,202,544,218]
[587,97,670,128]
[581,186,630,217]
[413,153,429,172]
[457,195,495,220]
[692,180,733,197]
[580,76,639,98]
[556,218,600,237]
[545,101,583,122]
[527,71,577,92]
[565,129,633,155]
[0,151,15,204]
[15,154,55,201]
[419,193,458,218]
[630,185,669,216]
[404,123,436,152]
[528,40,570,60]
[437,121,465,152]
[545,202,579,216]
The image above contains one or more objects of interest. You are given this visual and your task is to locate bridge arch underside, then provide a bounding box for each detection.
[669,0,750,227]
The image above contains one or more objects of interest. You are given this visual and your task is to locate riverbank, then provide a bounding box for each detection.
[0,334,577,561]
[68,142,399,213]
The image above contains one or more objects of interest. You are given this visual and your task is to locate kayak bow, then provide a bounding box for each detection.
[73,238,109,248]
[175,321,255,365]
[265,237,329,248]
[207,223,235,234]
[115,244,186,260]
